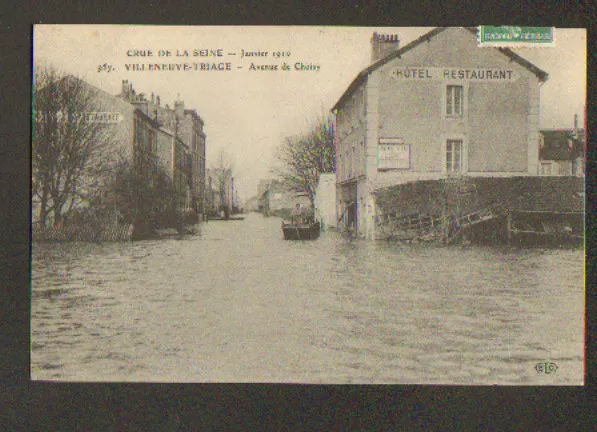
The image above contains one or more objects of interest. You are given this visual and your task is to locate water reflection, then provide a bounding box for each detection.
[31,213,584,384]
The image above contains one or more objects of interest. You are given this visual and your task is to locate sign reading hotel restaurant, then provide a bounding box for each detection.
[392,67,518,81]
[378,138,409,170]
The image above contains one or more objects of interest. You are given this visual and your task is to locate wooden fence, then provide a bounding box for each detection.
[32,221,134,242]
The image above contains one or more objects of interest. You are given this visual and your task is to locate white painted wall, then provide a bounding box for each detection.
[315,173,337,229]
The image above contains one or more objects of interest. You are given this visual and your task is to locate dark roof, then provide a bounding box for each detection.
[184,108,204,124]
[331,27,549,112]
[539,130,584,161]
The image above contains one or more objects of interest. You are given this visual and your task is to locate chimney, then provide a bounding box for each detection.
[371,32,400,63]
[156,95,161,106]
[121,80,129,95]
[151,92,155,103]
[174,97,185,118]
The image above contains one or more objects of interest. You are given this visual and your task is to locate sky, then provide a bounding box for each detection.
[34,26,586,201]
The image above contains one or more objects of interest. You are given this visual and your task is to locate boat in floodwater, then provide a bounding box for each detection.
[282,220,320,240]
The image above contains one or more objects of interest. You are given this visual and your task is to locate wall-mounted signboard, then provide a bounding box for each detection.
[378,138,410,170]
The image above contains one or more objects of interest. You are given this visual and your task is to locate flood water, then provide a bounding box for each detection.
[31,212,585,384]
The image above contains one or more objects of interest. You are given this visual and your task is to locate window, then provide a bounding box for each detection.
[446,85,464,116]
[446,139,463,173]
[540,162,556,176]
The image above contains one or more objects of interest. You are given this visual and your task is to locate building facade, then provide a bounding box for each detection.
[156,127,192,212]
[332,27,548,239]
[181,108,207,216]
[119,81,206,216]
[32,75,205,231]
[538,114,585,177]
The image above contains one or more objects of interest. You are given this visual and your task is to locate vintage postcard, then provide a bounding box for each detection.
[31,25,586,384]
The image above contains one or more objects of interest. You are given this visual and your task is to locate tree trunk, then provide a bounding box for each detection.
[39,189,48,228]
[53,206,63,226]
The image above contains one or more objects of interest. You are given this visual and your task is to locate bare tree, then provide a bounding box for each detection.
[33,66,112,227]
[210,150,234,219]
[273,114,335,207]
[98,155,180,231]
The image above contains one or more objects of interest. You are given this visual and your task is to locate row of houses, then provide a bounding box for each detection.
[117,81,245,221]
[33,77,208,231]
[117,79,207,216]
[331,27,585,240]
[248,176,337,230]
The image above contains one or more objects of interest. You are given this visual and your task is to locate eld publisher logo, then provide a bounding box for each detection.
[535,361,558,375]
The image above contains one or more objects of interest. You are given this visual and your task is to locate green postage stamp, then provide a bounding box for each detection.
[478,26,555,47]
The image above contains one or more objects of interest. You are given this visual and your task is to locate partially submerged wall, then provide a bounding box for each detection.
[33,221,133,242]
[373,176,584,242]
[374,176,584,217]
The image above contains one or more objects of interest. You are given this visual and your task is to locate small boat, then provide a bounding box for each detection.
[282,220,321,240]
[208,214,245,221]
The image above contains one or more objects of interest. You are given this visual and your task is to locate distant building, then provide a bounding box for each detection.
[257,179,273,197]
[157,126,192,212]
[332,27,548,239]
[256,179,273,212]
[261,180,310,217]
[243,195,260,212]
[118,81,206,216]
[539,116,585,177]
[180,107,207,216]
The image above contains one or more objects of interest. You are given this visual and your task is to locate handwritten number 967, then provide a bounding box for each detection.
[97,64,114,73]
